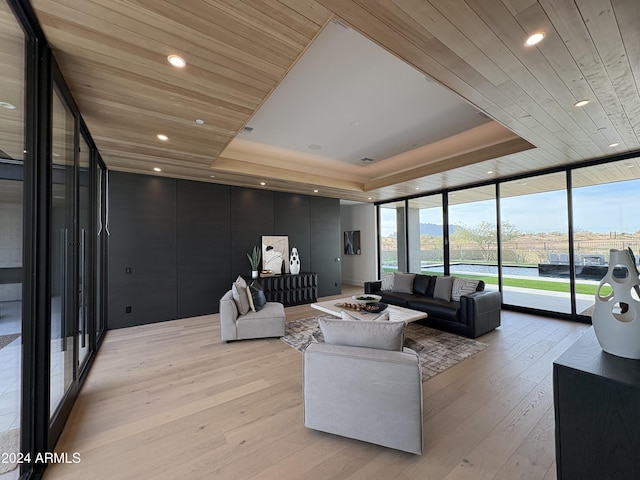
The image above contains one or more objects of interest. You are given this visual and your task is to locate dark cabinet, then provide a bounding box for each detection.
[553,328,640,480]
[250,273,318,306]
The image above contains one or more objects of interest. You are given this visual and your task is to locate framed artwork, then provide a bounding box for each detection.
[344,230,361,255]
[262,235,289,274]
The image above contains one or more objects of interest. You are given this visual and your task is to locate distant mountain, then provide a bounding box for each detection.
[420,223,457,236]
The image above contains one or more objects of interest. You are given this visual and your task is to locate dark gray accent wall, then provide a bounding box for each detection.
[177,180,231,318]
[275,192,311,271]
[108,172,177,329]
[107,172,341,329]
[310,197,342,297]
[230,188,275,278]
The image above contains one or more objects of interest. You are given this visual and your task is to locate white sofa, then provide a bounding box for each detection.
[219,289,285,342]
[303,318,423,454]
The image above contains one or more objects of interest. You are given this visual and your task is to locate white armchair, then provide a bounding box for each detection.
[219,289,285,342]
[303,318,423,454]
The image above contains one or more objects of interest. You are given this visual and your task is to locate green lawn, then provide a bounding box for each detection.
[456,274,608,296]
[382,267,608,295]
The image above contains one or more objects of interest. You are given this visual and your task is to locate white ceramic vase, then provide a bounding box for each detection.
[289,247,300,275]
[251,270,258,279]
[592,248,640,359]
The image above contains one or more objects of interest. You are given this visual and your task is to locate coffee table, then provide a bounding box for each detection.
[311,297,428,323]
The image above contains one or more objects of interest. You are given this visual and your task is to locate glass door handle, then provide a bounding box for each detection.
[97,169,102,235]
[61,228,68,352]
[79,228,86,348]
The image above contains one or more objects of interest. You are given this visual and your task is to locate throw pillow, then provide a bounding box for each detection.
[380,272,394,291]
[433,275,454,302]
[392,273,416,293]
[412,275,433,296]
[249,281,267,311]
[451,277,480,301]
[319,317,404,351]
[246,286,256,312]
[232,276,251,315]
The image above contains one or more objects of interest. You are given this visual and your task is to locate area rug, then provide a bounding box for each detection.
[0,333,20,351]
[0,428,19,474]
[281,316,489,381]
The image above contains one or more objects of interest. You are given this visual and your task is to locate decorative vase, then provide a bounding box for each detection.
[592,248,640,359]
[251,270,258,279]
[289,247,300,275]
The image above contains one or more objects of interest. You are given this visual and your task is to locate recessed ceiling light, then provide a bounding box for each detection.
[195,119,205,125]
[157,134,168,141]
[210,175,216,178]
[308,144,322,150]
[487,170,493,174]
[609,142,619,147]
[313,189,319,193]
[415,187,420,190]
[574,99,590,107]
[368,197,372,200]
[260,182,266,186]
[52,153,60,157]
[153,167,162,172]
[167,54,186,68]
[525,32,545,46]
[0,101,16,109]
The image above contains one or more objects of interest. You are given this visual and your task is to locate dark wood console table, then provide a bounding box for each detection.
[553,327,640,480]
[248,272,318,307]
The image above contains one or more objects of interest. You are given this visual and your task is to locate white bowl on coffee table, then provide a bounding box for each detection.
[351,294,382,304]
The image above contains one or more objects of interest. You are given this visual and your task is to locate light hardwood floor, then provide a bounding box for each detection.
[44,285,589,480]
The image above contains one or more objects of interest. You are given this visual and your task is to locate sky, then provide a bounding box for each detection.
[380,179,640,236]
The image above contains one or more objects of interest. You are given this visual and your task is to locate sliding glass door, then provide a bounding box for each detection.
[50,88,75,421]
[1,1,106,473]
[407,195,444,275]
[500,173,571,313]
[95,161,106,341]
[572,160,640,317]
[0,3,25,477]
[78,134,91,368]
[447,186,499,290]
[379,201,406,275]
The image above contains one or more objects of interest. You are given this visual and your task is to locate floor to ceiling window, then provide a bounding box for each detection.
[379,200,406,275]
[0,2,24,478]
[571,159,640,317]
[0,2,106,477]
[49,87,76,421]
[78,134,91,369]
[377,155,640,320]
[500,173,571,313]
[96,160,106,341]
[407,195,444,275]
[447,185,498,290]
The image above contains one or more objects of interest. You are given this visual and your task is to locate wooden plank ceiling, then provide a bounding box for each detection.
[27,0,640,202]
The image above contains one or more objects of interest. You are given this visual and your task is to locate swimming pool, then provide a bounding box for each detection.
[421,263,539,277]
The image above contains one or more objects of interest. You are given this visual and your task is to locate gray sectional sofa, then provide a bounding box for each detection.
[364,272,501,338]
